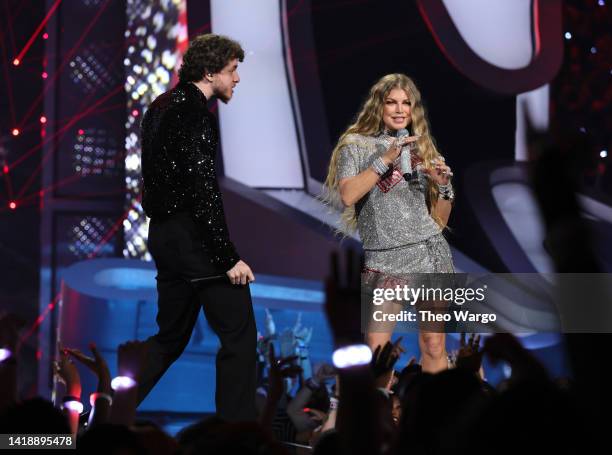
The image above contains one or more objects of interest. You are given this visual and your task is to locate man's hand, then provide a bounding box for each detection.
[226,259,255,285]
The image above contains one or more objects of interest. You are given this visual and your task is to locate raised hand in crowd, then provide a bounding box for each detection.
[0,312,24,413]
[110,340,149,426]
[65,343,111,393]
[65,342,111,427]
[313,363,336,385]
[325,250,363,347]
[117,339,149,381]
[325,250,384,455]
[53,345,82,437]
[483,333,547,386]
[371,338,404,391]
[286,363,336,434]
[453,332,485,379]
[260,342,302,429]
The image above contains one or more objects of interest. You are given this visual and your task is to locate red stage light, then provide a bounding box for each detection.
[13,58,20,66]
[40,116,47,124]
[43,33,49,40]
[78,129,84,135]
[132,109,139,117]
[2,165,8,174]
[11,128,19,136]
[42,72,48,79]
[9,201,17,210]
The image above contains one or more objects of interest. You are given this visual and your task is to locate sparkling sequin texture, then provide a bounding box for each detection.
[337,132,454,273]
[141,81,239,270]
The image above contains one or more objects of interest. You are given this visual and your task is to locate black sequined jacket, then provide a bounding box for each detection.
[141,81,240,271]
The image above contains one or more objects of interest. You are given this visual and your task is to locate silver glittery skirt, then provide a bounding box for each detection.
[364,233,454,274]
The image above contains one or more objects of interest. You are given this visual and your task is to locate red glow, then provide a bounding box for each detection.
[42,71,48,79]
[3,165,8,174]
[78,129,84,135]
[40,116,47,124]
[36,350,42,361]
[12,58,20,66]
[43,33,49,40]
[132,109,139,117]
[8,201,17,210]
[41,129,46,138]
[11,128,19,136]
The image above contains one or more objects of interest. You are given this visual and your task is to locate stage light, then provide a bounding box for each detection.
[3,165,8,174]
[40,116,47,124]
[601,150,608,158]
[72,129,120,177]
[564,32,572,40]
[43,32,49,40]
[123,0,183,260]
[11,128,19,136]
[590,47,597,54]
[12,58,20,66]
[69,217,113,258]
[78,129,84,135]
[9,201,17,210]
[69,48,117,95]
[42,72,48,79]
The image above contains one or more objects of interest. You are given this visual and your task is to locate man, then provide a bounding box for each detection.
[138,34,256,421]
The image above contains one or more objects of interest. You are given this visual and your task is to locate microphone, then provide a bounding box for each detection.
[397,128,412,181]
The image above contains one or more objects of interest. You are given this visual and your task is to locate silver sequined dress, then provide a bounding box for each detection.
[337,132,454,274]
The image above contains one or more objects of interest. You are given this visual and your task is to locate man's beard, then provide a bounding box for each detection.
[214,87,232,104]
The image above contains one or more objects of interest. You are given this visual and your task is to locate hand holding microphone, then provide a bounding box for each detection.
[396,128,422,181]
[381,131,420,167]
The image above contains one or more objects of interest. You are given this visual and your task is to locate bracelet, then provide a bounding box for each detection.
[62,397,84,414]
[90,392,113,407]
[329,397,339,410]
[437,182,454,201]
[371,157,389,176]
[332,344,372,369]
[0,348,16,365]
[111,375,137,391]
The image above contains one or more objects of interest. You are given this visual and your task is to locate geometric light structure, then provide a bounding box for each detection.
[72,128,120,177]
[123,0,188,260]
[68,216,117,259]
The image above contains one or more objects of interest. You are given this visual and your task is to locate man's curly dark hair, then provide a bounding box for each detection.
[178,34,244,83]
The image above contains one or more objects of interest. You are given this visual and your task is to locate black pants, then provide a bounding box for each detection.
[138,213,256,421]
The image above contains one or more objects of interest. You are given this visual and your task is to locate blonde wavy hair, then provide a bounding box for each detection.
[323,73,447,232]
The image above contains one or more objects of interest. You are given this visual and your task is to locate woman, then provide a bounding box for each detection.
[324,73,455,373]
